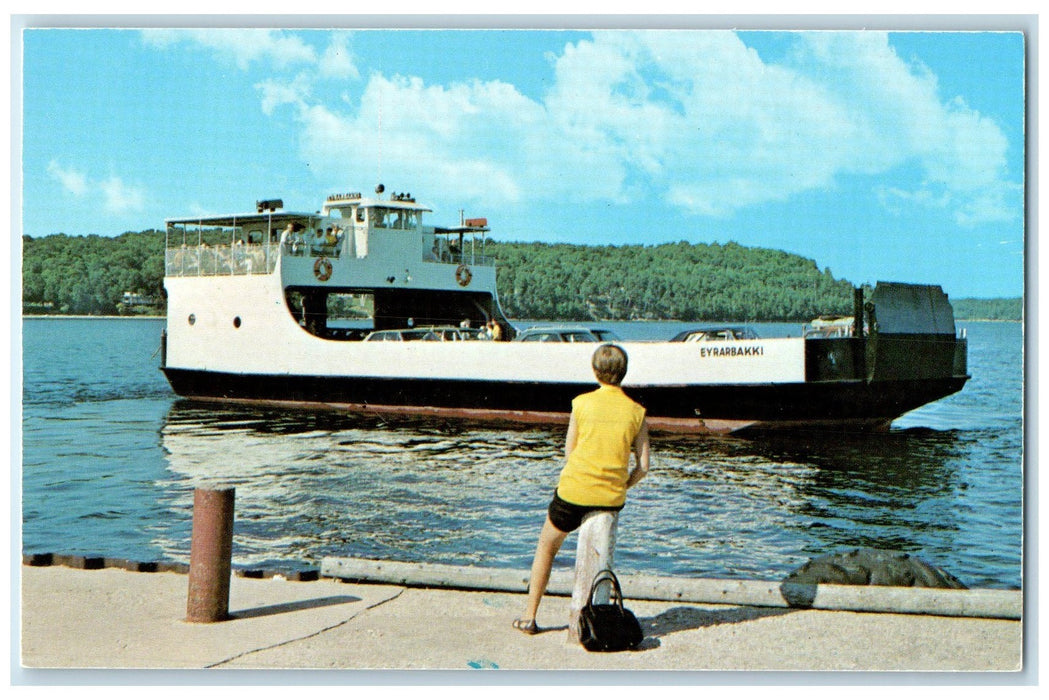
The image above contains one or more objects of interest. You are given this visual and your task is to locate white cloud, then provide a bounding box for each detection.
[257,75,312,115]
[296,75,544,205]
[46,161,145,214]
[141,29,316,71]
[99,175,146,214]
[231,29,1017,227]
[785,32,1017,227]
[47,160,88,196]
[319,33,360,80]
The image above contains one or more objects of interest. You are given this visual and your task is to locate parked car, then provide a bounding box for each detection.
[363,326,485,341]
[427,326,486,341]
[515,326,601,343]
[670,325,760,342]
[363,328,441,341]
[589,328,621,341]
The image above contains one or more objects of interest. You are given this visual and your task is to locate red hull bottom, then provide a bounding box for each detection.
[176,394,895,436]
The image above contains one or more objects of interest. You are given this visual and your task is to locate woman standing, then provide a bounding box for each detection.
[513,344,651,634]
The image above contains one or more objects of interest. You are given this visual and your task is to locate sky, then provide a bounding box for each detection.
[19,26,1027,299]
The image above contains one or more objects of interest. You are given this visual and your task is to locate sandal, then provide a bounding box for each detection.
[512,618,539,635]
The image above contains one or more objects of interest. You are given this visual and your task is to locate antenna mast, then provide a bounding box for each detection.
[377,90,383,186]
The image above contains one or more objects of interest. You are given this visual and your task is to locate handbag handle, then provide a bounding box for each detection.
[587,569,625,612]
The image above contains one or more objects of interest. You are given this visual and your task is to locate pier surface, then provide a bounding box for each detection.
[19,564,1022,674]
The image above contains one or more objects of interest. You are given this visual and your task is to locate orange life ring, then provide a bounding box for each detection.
[314,257,333,282]
[455,264,472,287]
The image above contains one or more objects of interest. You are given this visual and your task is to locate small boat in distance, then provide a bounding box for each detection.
[159,186,970,435]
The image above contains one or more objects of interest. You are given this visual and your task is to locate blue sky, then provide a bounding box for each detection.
[20,28,1026,298]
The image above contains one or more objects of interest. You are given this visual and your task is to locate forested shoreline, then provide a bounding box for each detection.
[20,230,1022,321]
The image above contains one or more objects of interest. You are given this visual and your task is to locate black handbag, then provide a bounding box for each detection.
[578,569,643,651]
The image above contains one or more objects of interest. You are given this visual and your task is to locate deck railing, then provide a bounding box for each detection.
[165,244,279,277]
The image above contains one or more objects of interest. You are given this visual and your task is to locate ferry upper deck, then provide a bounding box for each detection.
[164,190,493,280]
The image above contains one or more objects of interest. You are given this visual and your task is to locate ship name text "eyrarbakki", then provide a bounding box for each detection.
[699,345,766,358]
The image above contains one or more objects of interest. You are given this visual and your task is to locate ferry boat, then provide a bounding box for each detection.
[160,187,970,434]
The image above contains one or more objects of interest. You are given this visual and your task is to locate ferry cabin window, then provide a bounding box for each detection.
[371,207,419,230]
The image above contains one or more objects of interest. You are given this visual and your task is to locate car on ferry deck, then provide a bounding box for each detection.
[364,328,441,341]
[515,326,599,343]
[670,325,760,342]
[363,326,486,341]
[590,328,621,341]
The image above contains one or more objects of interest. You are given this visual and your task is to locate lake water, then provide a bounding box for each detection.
[20,317,1024,589]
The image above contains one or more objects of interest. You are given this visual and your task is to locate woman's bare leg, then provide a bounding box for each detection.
[521,516,569,622]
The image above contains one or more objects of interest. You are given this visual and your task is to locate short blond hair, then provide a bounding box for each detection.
[592,344,628,385]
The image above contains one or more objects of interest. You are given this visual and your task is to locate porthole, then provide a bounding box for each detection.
[233,316,242,329]
[188,314,196,325]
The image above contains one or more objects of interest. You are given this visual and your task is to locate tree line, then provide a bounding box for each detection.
[22,231,167,316]
[949,297,1023,321]
[20,230,1020,321]
[487,240,855,321]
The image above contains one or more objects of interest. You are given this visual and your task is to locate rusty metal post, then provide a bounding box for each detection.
[186,487,235,623]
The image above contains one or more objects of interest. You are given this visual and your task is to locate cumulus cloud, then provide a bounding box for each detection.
[257,74,312,115]
[296,74,545,205]
[99,175,146,214]
[47,161,145,214]
[47,160,88,196]
[782,32,1018,227]
[204,29,1016,226]
[141,28,316,71]
[319,32,359,80]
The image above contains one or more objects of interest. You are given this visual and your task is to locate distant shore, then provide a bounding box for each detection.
[21,313,1022,323]
[22,314,165,320]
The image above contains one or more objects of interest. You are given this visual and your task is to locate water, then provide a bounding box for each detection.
[20,318,1023,589]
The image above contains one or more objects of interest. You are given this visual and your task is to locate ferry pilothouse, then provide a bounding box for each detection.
[160,186,970,434]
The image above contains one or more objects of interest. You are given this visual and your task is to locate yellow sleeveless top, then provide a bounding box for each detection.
[556,385,646,507]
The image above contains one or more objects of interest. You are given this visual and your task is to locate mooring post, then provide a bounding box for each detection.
[186,487,235,623]
[567,510,618,642]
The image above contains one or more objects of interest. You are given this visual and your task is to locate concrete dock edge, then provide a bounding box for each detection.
[320,556,1022,620]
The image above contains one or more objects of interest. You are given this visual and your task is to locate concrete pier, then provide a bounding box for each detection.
[19,561,1023,673]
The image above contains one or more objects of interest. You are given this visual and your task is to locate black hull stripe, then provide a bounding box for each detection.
[161,368,967,434]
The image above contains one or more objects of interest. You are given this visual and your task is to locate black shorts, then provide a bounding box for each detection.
[547,490,624,533]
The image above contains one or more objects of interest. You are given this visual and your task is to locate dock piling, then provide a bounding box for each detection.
[186,487,235,623]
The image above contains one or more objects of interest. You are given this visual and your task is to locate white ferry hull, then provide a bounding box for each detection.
[160,192,969,435]
[161,273,967,434]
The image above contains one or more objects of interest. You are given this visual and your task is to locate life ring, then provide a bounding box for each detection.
[314,257,333,282]
[455,264,473,287]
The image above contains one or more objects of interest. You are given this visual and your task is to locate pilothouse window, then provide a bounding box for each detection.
[371,207,418,230]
